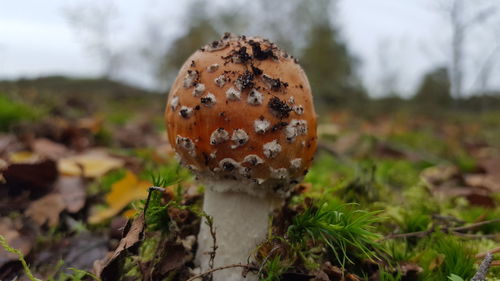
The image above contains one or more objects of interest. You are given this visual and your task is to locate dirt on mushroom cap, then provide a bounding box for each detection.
[165,34,317,188]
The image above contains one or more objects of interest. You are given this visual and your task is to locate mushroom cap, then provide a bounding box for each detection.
[165,34,317,194]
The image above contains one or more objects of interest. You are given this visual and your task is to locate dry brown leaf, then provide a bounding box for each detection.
[32,138,68,160]
[421,165,459,187]
[58,150,124,178]
[0,217,34,267]
[94,214,145,280]
[153,241,191,277]
[0,134,18,156]
[88,170,151,224]
[464,174,500,193]
[25,193,66,227]
[55,176,86,213]
[3,159,58,198]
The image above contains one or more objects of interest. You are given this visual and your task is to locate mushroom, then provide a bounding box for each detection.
[165,33,317,281]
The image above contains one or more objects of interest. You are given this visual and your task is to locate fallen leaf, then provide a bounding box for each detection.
[31,138,68,160]
[432,185,495,208]
[153,241,191,277]
[122,209,137,219]
[55,176,86,213]
[109,217,128,239]
[94,214,145,281]
[0,158,7,171]
[464,174,500,192]
[77,116,103,134]
[32,232,108,277]
[88,170,151,224]
[0,134,18,156]
[25,193,66,227]
[58,150,124,178]
[400,262,422,281]
[319,262,343,281]
[8,151,41,164]
[421,165,459,187]
[0,217,35,268]
[478,157,500,176]
[3,159,58,198]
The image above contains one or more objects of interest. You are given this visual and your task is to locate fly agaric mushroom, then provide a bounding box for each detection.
[165,33,317,281]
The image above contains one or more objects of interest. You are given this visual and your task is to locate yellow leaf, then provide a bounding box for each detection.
[122,209,137,219]
[58,151,124,178]
[88,170,151,224]
[9,151,40,164]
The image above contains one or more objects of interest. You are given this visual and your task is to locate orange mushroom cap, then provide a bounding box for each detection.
[165,33,317,194]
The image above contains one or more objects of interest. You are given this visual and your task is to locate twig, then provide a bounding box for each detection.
[143,186,166,229]
[451,232,498,239]
[452,218,500,232]
[476,247,500,259]
[204,214,217,281]
[185,264,257,281]
[382,219,500,241]
[380,228,434,241]
[471,253,493,281]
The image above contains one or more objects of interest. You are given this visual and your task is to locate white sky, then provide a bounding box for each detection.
[0,0,498,97]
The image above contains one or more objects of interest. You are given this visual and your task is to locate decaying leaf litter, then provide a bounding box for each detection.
[0,89,499,281]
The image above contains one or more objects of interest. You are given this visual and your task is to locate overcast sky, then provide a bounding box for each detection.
[0,0,498,97]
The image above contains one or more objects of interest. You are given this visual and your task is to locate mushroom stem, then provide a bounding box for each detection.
[196,180,282,281]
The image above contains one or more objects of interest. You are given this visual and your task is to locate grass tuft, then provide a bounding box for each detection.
[287,201,382,267]
[418,234,476,281]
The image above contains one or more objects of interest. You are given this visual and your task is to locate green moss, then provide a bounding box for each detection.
[287,200,382,267]
[417,234,476,281]
[0,94,40,131]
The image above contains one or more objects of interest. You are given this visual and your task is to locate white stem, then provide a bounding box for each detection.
[195,181,282,281]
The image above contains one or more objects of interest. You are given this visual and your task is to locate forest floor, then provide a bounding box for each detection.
[0,86,499,281]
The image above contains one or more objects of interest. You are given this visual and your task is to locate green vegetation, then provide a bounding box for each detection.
[417,234,476,281]
[0,94,39,131]
[287,202,382,266]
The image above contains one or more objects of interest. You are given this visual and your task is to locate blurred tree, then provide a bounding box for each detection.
[251,0,366,107]
[154,0,365,109]
[413,67,452,108]
[64,1,123,79]
[156,1,221,90]
[435,0,499,98]
[300,8,366,107]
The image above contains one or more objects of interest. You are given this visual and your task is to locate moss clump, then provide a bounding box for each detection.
[0,94,39,131]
